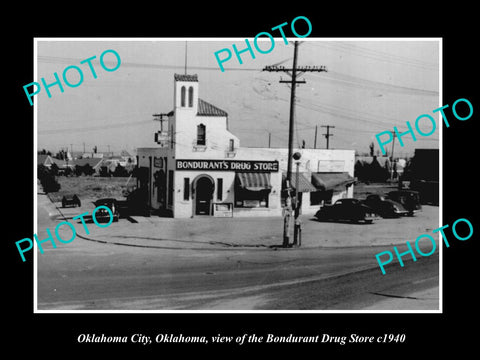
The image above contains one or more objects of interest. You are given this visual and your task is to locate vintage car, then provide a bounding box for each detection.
[386,190,422,216]
[92,198,120,222]
[314,198,376,224]
[125,187,151,217]
[61,194,81,208]
[362,194,409,218]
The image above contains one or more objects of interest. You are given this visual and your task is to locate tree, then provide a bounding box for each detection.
[37,165,60,193]
[74,165,84,176]
[368,157,390,182]
[50,162,59,176]
[369,142,375,157]
[354,160,366,182]
[83,163,95,176]
[99,166,110,177]
[37,164,49,180]
[113,164,128,177]
[55,149,67,160]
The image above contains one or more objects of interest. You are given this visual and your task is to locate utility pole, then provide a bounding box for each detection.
[390,130,397,181]
[184,41,188,75]
[153,113,170,148]
[268,132,271,148]
[263,41,327,247]
[314,125,318,149]
[321,125,335,149]
[153,113,169,132]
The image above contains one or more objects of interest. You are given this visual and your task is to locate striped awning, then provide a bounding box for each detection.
[282,173,317,192]
[235,172,272,191]
[311,172,355,191]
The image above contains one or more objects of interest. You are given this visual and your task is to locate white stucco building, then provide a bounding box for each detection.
[136,74,355,218]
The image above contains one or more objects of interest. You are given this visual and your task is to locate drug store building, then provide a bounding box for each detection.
[136,74,355,218]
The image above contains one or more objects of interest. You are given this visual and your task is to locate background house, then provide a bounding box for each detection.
[37,154,55,168]
[355,155,391,182]
[73,157,104,175]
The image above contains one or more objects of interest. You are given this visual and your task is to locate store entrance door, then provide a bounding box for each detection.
[195,176,214,215]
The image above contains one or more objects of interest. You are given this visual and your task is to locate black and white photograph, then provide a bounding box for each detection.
[34,38,441,312]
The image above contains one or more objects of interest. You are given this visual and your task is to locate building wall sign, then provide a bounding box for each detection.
[212,203,234,217]
[317,160,345,172]
[176,159,279,172]
[154,157,164,168]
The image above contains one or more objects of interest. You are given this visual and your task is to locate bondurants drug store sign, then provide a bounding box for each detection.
[176,159,279,172]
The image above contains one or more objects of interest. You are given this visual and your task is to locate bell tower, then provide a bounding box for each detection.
[173,74,199,114]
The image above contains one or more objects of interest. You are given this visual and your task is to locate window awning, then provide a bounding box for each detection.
[282,173,317,192]
[235,172,272,191]
[311,172,355,191]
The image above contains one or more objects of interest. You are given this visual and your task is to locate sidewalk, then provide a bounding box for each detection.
[41,193,441,251]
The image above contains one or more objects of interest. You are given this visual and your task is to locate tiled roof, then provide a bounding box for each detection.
[174,74,198,82]
[197,98,228,117]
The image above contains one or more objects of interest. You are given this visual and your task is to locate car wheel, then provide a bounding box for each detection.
[365,219,373,224]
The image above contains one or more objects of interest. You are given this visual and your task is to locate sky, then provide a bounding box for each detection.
[36,38,440,158]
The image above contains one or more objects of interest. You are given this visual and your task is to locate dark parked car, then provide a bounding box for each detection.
[93,198,119,222]
[315,198,376,224]
[387,190,422,216]
[362,194,408,218]
[126,187,151,217]
[411,179,439,205]
[62,194,81,208]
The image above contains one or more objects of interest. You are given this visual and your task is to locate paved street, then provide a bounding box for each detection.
[36,193,440,311]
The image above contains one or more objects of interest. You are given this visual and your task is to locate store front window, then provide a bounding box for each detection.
[310,189,334,205]
[234,172,271,208]
[235,188,270,208]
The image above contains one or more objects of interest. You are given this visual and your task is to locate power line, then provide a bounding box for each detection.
[37,56,262,72]
[38,119,153,135]
[306,42,439,71]
[309,70,439,96]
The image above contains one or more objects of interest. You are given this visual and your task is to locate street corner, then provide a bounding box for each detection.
[71,215,285,251]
